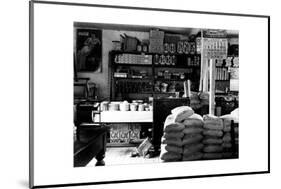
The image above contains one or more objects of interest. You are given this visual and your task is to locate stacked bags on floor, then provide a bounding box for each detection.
[182,113,204,161]
[220,108,239,158]
[160,106,194,162]
[221,118,234,158]
[202,115,224,160]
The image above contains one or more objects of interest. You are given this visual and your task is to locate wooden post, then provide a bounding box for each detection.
[209,59,216,115]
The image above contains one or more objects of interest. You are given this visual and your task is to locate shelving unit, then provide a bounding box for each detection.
[109,50,201,101]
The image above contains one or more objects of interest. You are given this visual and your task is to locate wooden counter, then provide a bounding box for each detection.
[94,111,153,123]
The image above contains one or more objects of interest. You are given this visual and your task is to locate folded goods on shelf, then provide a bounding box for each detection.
[163,114,185,132]
[183,152,203,161]
[203,129,223,137]
[182,134,203,145]
[203,145,223,153]
[203,153,223,159]
[202,137,223,145]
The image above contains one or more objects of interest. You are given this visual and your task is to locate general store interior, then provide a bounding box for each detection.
[73,22,239,167]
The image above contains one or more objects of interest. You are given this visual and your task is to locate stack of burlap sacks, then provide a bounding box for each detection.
[160,106,205,162]
[202,115,235,159]
[160,106,237,162]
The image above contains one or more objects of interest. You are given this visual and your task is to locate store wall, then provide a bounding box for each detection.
[77,29,149,100]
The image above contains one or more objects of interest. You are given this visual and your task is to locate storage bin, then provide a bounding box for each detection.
[121,34,139,51]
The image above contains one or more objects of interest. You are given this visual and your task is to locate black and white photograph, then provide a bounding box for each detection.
[73,22,240,167]
[28,1,269,188]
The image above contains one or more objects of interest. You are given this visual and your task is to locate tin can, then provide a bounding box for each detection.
[177,41,183,54]
[164,43,169,54]
[142,44,148,52]
[169,43,176,53]
[137,45,142,52]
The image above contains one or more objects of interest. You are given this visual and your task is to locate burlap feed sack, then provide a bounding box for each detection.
[223,124,231,132]
[203,114,221,121]
[203,129,223,137]
[202,137,223,145]
[163,114,185,132]
[203,153,223,159]
[203,145,223,153]
[183,127,203,135]
[222,133,231,142]
[183,120,204,127]
[222,152,234,158]
[222,142,232,148]
[163,131,184,139]
[160,151,182,161]
[183,143,204,155]
[203,122,223,130]
[171,106,194,123]
[182,134,203,145]
[182,152,203,161]
[161,137,183,147]
[161,144,183,154]
[222,118,232,132]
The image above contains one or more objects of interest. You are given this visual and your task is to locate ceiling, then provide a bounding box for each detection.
[74,22,238,37]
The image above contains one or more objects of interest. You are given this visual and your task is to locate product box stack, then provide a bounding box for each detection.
[149,29,164,53]
[202,115,224,160]
[109,124,141,144]
[182,113,204,161]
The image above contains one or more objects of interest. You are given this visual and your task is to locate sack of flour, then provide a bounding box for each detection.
[171,106,194,123]
[163,114,185,132]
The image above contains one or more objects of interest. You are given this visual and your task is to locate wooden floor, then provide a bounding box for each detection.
[87,147,160,166]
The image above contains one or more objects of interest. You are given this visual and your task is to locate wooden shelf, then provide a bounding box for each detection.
[153,92,176,94]
[114,63,152,67]
[110,50,201,101]
[114,77,153,80]
[111,50,201,56]
[154,78,185,82]
[155,64,199,68]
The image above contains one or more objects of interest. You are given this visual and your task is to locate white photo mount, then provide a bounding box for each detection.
[29,1,270,188]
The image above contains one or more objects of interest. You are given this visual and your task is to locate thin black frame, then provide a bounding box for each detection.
[29,0,270,188]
